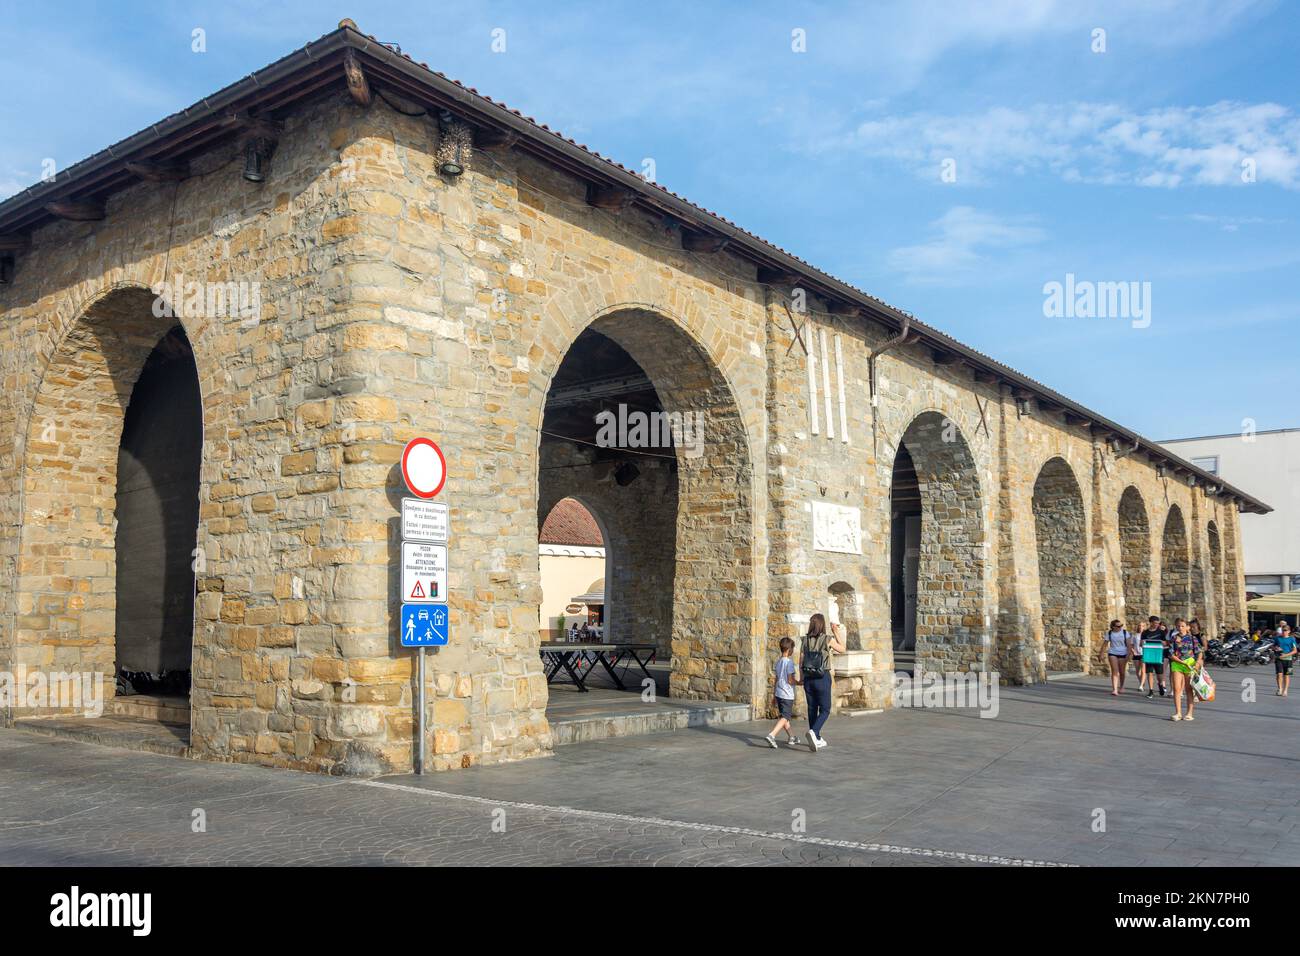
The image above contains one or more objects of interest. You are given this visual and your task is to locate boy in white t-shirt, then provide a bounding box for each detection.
[765,637,803,749]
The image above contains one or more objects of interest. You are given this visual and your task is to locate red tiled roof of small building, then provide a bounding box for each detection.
[539,498,603,547]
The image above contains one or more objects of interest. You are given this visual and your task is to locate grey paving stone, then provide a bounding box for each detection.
[0,675,1296,866]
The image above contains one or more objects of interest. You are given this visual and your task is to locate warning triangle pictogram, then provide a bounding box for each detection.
[410,581,425,598]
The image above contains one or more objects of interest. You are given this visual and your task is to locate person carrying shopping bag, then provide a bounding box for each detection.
[1167,618,1204,721]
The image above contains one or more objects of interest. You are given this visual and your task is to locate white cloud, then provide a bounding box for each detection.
[838,101,1300,189]
[887,206,1046,283]
[1170,213,1288,232]
[801,0,1265,89]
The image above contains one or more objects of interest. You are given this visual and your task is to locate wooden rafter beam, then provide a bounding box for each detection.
[681,230,728,253]
[222,113,283,140]
[827,301,861,317]
[45,199,105,221]
[475,127,518,151]
[124,159,191,182]
[585,183,635,211]
[343,48,372,107]
[757,266,800,285]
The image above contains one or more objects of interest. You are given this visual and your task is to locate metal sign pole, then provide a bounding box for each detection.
[398,438,449,779]
[417,647,426,775]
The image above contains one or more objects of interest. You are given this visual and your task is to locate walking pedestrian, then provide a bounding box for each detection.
[800,613,846,753]
[1139,616,1168,699]
[764,637,803,748]
[1168,618,1203,721]
[1127,624,1145,689]
[1104,619,1131,695]
[1275,622,1296,697]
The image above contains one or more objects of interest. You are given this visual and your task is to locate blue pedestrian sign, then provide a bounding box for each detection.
[401,603,449,647]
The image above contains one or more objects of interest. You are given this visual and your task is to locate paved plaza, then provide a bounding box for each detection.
[0,675,1296,867]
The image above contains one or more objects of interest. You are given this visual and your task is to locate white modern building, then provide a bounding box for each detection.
[1161,428,1300,595]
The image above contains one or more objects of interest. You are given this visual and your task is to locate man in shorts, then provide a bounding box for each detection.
[1275,622,1296,697]
[1140,615,1168,699]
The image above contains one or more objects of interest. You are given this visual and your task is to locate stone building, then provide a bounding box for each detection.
[0,23,1269,774]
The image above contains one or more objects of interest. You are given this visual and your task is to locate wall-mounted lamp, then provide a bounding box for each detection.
[614,461,640,487]
[1156,464,1167,478]
[436,110,472,177]
[1014,397,1033,417]
[242,135,277,183]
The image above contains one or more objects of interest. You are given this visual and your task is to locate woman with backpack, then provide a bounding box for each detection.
[800,613,846,753]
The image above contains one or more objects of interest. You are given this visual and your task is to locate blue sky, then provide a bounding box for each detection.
[1,1,1296,440]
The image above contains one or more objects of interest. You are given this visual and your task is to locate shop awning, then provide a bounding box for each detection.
[1246,591,1300,614]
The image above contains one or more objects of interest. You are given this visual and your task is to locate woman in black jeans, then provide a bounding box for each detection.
[801,613,846,752]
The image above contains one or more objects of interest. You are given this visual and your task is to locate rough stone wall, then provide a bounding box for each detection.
[1032,457,1089,671]
[0,94,447,771]
[1161,505,1192,620]
[0,86,1254,771]
[1219,506,1247,629]
[1206,521,1223,632]
[901,412,986,672]
[1189,490,1209,625]
[330,100,770,767]
[9,289,170,697]
[1118,486,1153,627]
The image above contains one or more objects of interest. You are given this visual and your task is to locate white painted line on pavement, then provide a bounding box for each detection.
[357,778,1074,867]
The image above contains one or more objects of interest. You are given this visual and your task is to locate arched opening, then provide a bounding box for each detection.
[113,327,202,698]
[1118,486,1151,625]
[1207,520,1223,632]
[537,497,608,642]
[14,287,202,722]
[889,412,985,674]
[1032,457,1087,672]
[889,444,921,662]
[1160,505,1191,621]
[537,310,754,707]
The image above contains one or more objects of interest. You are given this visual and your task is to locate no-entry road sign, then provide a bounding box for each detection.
[400,437,446,499]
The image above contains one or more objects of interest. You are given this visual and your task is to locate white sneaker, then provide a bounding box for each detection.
[787,736,802,748]
[764,734,778,749]
[814,735,828,750]
[807,731,820,753]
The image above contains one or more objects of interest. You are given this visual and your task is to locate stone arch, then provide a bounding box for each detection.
[888,410,986,673]
[1160,504,1191,620]
[535,306,756,703]
[1032,456,1088,671]
[533,298,762,448]
[1206,520,1223,633]
[1118,485,1152,625]
[13,285,205,710]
